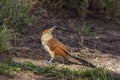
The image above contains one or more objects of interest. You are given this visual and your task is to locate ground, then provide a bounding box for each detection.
[0,8,120,80]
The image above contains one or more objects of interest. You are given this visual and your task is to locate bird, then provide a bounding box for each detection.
[41,25,96,68]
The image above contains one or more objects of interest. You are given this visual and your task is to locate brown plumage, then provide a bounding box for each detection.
[47,38,69,59]
[41,26,96,68]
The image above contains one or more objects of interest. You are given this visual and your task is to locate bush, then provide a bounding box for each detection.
[39,0,120,17]
[0,0,33,32]
[89,0,119,16]
[0,62,20,76]
[67,0,120,17]
[0,25,12,52]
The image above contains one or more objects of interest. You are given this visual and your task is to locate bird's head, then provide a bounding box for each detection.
[42,25,57,35]
[49,26,57,31]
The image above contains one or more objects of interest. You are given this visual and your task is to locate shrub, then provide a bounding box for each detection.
[39,0,120,17]
[89,0,119,16]
[0,0,33,32]
[0,25,12,52]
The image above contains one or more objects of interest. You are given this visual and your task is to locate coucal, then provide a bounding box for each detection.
[41,25,96,68]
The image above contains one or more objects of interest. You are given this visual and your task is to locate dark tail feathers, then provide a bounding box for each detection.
[68,53,96,68]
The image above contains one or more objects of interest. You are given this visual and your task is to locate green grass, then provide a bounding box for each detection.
[0,58,119,80]
[0,25,12,52]
[0,62,20,77]
[76,24,98,37]
[0,0,34,32]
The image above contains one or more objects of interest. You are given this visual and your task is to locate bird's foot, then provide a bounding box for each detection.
[47,58,54,65]
[47,61,53,64]
[47,58,53,64]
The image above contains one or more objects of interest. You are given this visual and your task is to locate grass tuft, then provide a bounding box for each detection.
[0,25,12,52]
[0,62,20,77]
[0,0,34,32]
[1,58,119,80]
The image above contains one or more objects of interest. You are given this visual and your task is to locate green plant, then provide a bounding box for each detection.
[6,59,120,80]
[0,0,33,32]
[39,0,120,17]
[89,0,119,17]
[117,0,120,16]
[77,25,98,36]
[67,0,89,17]
[0,25,12,52]
[0,62,20,76]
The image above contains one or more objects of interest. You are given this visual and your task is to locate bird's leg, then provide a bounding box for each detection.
[48,58,54,64]
[47,52,54,64]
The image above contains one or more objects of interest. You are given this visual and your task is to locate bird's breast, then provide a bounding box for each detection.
[41,35,53,54]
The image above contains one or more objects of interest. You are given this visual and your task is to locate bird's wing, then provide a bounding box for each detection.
[47,38,96,68]
[47,38,69,59]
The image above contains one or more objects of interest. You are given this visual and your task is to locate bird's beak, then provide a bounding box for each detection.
[50,26,57,31]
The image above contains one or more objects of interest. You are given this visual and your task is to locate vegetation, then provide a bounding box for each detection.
[79,25,97,36]
[0,59,119,79]
[0,62,19,77]
[0,0,33,52]
[0,0,34,32]
[39,0,120,17]
[0,25,12,52]
[0,0,120,31]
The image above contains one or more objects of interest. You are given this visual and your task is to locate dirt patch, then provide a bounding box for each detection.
[0,75,10,80]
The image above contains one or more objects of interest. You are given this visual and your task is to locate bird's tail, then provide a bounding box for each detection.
[68,53,96,68]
